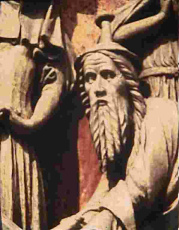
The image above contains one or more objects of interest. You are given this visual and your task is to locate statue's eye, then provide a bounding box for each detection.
[85,72,96,83]
[101,70,116,79]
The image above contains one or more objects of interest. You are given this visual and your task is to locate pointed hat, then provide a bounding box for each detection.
[75,13,141,71]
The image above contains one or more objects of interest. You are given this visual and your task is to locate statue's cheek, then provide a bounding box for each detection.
[84,82,92,95]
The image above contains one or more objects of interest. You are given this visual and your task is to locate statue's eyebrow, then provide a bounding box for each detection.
[83,62,98,73]
[100,68,115,73]
[83,68,97,76]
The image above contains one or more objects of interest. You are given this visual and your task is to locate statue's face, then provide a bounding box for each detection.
[83,53,129,170]
[83,53,123,107]
[81,52,145,171]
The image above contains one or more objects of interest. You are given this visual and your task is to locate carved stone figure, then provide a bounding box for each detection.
[110,0,178,102]
[54,6,178,230]
[0,1,74,229]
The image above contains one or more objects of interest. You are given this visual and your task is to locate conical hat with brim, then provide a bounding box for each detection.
[75,41,141,72]
[75,13,141,72]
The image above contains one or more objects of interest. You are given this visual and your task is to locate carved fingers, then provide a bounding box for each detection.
[82,210,99,224]
[81,210,117,230]
[52,211,100,230]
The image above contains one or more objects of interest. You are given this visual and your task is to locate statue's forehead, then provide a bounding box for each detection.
[83,53,115,70]
[84,53,111,62]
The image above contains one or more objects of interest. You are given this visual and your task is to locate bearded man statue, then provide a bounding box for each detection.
[54,14,178,230]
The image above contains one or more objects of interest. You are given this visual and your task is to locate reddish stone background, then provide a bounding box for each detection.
[77,116,101,209]
[61,0,130,55]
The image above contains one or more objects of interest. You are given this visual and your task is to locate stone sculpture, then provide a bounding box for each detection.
[0,1,74,229]
[110,0,178,102]
[54,1,178,229]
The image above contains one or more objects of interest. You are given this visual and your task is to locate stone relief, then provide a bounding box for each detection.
[110,0,178,102]
[54,0,178,229]
[0,1,74,229]
[0,0,178,229]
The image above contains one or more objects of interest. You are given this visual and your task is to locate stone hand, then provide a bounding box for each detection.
[81,209,117,230]
[81,210,99,225]
[52,209,100,230]
[52,214,85,230]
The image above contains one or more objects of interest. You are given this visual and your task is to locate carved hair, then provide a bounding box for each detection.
[76,50,146,171]
[109,54,146,131]
[77,50,146,130]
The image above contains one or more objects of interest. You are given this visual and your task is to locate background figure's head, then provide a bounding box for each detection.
[76,50,146,172]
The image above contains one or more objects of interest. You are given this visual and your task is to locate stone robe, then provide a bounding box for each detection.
[100,98,178,229]
[0,42,47,230]
[0,1,74,229]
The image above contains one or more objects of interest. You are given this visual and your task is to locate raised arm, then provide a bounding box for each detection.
[113,0,172,42]
[9,62,64,134]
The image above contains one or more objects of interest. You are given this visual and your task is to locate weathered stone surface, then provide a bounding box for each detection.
[78,116,101,209]
[61,0,130,55]
[53,0,178,229]
[2,1,178,229]
[2,214,21,230]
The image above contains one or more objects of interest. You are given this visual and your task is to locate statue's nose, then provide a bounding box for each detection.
[95,90,106,97]
[94,75,107,97]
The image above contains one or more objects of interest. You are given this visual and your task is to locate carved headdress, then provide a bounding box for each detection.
[75,14,145,120]
[75,14,140,73]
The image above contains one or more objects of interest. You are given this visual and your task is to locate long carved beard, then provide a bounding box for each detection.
[89,97,129,172]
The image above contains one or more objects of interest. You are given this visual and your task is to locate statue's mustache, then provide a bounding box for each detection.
[96,99,108,107]
[91,97,110,107]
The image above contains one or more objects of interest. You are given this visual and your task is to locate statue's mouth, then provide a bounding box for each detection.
[97,99,107,106]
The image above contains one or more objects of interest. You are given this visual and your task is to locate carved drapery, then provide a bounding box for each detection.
[0,0,178,229]
[0,1,75,229]
[110,0,178,101]
[53,1,178,229]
